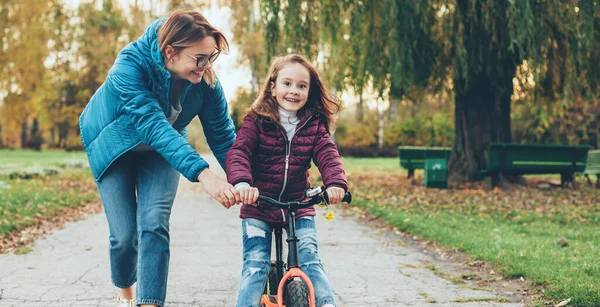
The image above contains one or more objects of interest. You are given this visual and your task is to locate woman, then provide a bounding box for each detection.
[79,10,241,307]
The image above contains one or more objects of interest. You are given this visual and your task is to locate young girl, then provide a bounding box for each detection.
[226,54,348,307]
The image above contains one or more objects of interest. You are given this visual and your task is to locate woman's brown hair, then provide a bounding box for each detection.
[158,9,229,87]
[250,54,341,133]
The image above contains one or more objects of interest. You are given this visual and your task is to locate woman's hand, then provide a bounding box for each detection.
[197,169,241,208]
[237,187,259,206]
[325,186,345,205]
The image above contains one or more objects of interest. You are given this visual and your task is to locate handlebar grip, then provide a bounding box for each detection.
[342,192,352,204]
[323,191,352,204]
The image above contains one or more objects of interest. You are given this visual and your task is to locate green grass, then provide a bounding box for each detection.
[0,168,97,237]
[340,156,427,179]
[341,157,400,174]
[14,247,32,255]
[0,149,87,167]
[364,206,600,304]
[340,156,577,180]
[0,150,96,238]
[337,157,600,307]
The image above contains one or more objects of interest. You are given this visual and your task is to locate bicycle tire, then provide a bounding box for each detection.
[284,279,309,307]
[267,264,278,295]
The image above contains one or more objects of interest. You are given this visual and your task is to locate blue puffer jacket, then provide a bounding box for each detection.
[79,18,235,182]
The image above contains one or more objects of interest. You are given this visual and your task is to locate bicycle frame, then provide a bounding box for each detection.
[261,205,317,307]
[258,187,351,307]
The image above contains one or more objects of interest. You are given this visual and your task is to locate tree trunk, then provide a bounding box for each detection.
[449,0,517,182]
[388,96,400,122]
[50,127,56,148]
[356,92,364,122]
[449,73,514,181]
[250,59,259,95]
[28,117,42,150]
[378,107,384,150]
[248,0,260,95]
[58,122,69,149]
[20,120,28,149]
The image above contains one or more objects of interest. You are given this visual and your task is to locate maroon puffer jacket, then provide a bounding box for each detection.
[225,108,348,225]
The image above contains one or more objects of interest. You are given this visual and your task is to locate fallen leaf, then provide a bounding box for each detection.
[555,298,571,307]
[559,237,569,247]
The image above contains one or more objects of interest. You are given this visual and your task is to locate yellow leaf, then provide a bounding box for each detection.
[555,298,571,307]
[325,211,335,221]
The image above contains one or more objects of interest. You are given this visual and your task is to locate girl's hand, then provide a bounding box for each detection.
[238,187,259,206]
[325,186,345,205]
[197,169,241,208]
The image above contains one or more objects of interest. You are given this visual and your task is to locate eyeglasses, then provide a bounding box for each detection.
[180,50,220,68]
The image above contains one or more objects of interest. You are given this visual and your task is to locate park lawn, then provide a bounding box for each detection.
[332,157,600,307]
[0,150,97,238]
[0,149,87,167]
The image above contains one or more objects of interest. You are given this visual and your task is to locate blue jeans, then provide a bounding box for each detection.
[95,151,180,307]
[236,217,336,307]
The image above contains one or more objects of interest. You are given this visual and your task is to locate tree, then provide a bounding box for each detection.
[259,0,445,132]
[0,0,59,148]
[34,2,79,148]
[256,0,599,181]
[448,0,599,181]
[166,0,210,11]
[447,0,519,181]
[65,0,129,148]
[225,0,268,94]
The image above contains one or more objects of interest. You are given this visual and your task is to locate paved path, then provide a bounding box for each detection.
[0,156,524,306]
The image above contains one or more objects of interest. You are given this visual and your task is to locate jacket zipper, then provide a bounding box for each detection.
[276,115,313,223]
[276,127,290,223]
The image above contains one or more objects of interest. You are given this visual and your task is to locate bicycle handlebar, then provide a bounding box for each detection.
[257,190,352,210]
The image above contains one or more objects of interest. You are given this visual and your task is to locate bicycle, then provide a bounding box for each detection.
[257,186,352,307]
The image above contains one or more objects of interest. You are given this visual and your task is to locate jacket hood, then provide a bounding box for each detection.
[142,18,172,85]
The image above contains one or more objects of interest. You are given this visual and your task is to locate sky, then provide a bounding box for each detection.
[65,0,252,102]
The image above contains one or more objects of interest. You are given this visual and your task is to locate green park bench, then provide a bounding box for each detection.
[398,146,451,179]
[583,149,600,188]
[480,143,590,189]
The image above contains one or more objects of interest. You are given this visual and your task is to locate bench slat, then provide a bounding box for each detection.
[398,147,451,170]
[484,143,590,174]
[512,161,586,166]
[584,150,600,175]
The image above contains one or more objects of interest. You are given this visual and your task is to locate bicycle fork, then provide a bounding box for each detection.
[261,211,316,307]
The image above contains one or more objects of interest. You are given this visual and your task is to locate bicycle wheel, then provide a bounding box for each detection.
[267,264,278,295]
[284,279,309,307]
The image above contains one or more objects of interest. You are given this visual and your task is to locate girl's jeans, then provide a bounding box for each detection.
[95,151,180,307]
[236,217,336,307]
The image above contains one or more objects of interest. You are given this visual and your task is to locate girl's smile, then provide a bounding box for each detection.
[271,62,310,112]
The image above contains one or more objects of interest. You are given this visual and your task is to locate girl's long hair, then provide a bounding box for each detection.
[250,54,341,133]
